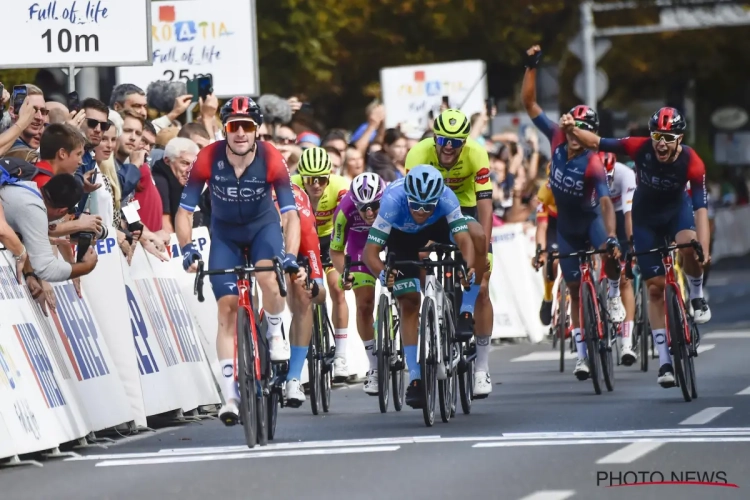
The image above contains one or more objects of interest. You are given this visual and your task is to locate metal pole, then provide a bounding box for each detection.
[68,65,76,92]
[580,1,597,108]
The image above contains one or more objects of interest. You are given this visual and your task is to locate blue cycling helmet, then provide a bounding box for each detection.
[405,165,445,204]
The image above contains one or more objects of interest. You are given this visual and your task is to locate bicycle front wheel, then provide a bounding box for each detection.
[236,308,258,448]
[392,304,406,412]
[558,280,568,373]
[376,294,392,413]
[419,297,438,427]
[318,305,333,413]
[667,285,692,402]
[581,284,602,395]
[438,298,455,423]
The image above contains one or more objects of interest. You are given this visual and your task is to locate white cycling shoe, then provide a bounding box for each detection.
[218,400,239,426]
[285,379,305,408]
[607,296,626,323]
[691,298,711,325]
[333,357,350,382]
[363,370,378,395]
[620,345,637,366]
[574,358,590,380]
[473,371,492,397]
[268,335,290,362]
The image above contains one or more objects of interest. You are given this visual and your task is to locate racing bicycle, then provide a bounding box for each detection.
[626,240,703,402]
[535,244,574,373]
[194,253,288,448]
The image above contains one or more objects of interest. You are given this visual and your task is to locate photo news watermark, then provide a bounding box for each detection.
[597,470,739,488]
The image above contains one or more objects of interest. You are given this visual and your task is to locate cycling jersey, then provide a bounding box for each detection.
[275,184,323,284]
[404,137,492,207]
[331,191,374,281]
[609,162,636,213]
[180,140,296,224]
[536,182,557,219]
[367,178,468,246]
[291,174,349,238]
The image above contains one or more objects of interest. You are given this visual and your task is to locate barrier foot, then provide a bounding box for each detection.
[1,455,43,468]
[73,436,108,450]
[135,425,157,433]
[169,409,202,423]
[42,447,80,460]
[186,407,216,421]
[86,431,116,444]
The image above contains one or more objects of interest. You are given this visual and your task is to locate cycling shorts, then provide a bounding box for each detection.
[633,195,695,281]
[208,216,284,300]
[545,215,558,250]
[557,213,608,284]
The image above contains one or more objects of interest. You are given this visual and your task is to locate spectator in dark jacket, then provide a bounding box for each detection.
[152,137,199,233]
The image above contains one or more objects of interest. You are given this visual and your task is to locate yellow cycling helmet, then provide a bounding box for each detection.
[297,146,332,176]
[433,108,470,139]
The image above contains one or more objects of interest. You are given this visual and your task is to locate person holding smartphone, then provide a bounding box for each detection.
[8,84,48,150]
[0,89,37,157]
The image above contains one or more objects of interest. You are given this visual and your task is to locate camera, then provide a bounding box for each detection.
[70,213,109,262]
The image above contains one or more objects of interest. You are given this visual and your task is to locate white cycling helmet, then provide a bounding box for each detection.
[351,172,385,208]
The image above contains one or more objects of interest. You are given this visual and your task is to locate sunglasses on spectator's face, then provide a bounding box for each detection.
[302,175,329,186]
[356,200,380,213]
[407,198,438,213]
[32,106,49,116]
[275,137,296,145]
[259,134,273,141]
[87,118,111,131]
[225,120,258,134]
[435,135,465,149]
[650,131,680,143]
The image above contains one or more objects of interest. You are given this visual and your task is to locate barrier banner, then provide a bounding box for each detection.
[713,205,750,262]
[0,252,62,457]
[81,237,147,428]
[144,245,220,411]
[121,247,182,416]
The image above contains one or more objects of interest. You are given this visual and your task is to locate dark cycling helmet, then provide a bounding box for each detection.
[569,105,599,133]
[649,107,686,134]
[220,96,263,125]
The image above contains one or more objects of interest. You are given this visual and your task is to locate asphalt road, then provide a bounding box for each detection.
[2,267,749,500]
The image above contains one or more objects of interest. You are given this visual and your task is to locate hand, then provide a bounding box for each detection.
[294,266,307,284]
[339,273,354,291]
[287,96,302,113]
[1,84,8,106]
[368,104,385,126]
[533,252,546,270]
[83,169,102,193]
[142,239,169,261]
[524,45,543,69]
[283,254,299,274]
[14,251,28,284]
[525,126,539,149]
[37,280,57,317]
[77,213,103,233]
[81,246,99,268]
[26,275,43,300]
[66,109,86,129]
[606,236,621,260]
[171,95,194,118]
[129,149,147,167]
[72,277,83,298]
[181,243,201,272]
[199,94,219,118]
[462,268,476,288]
[15,97,36,129]
[378,269,387,287]
[559,113,575,131]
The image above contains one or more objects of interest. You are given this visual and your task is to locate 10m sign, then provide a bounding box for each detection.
[41,29,99,53]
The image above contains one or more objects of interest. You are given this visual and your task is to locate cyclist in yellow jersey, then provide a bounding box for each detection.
[291,147,352,380]
[404,108,494,397]
[532,175,559,326]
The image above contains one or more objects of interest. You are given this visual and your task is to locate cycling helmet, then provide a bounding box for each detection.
[220,96,263,125]
[598,151,616,187]
[297,146,332,176]
[433,109,471,139]
[404,165,445,204]
[569,105,599,133]
[649,107,686,134]
[351,172,385,206]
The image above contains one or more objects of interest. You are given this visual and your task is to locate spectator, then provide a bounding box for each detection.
[133,155,164,232]
[0,201,27,276]
[382,128,408,177]
[154,125,180,150]
[110,83,148,120]
[93,122,121,229]
[8,84,47,150]
[0,174,97,282]
[343,146,365,181]
[195,94,221,141]
[367,150,399,183]
[151,122,209,164]
[322,129,348,158]
[114,109,144,202]
[34,123,86,188]
[327,147,343,175]
[469,112,489,146]
[47,102,70,125]
[152,137,199,233]
[297,131,321,149]
[141,120,157,153]
[399,121,423,150]
[75,98,111,211]
[351,102,385,156]
[272,125,298,163]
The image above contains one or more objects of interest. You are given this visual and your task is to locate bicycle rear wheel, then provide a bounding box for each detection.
[635,277,649,372]
[267,383,279,441]
[392,305,406,412]
[318,305,333,412]
[667,286,692,402]
[420,297,438,427]
[236,308,258,448]
[601,310,615,392]
[558,280,568,373]
[377,294,392,413]
[581,284,602,395]
[439,298,455,423]
[688,320,699,399]
[458,341,474,414]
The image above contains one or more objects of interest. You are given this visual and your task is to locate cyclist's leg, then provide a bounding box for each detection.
[208,228,245,419]
[540,216,558,325]
[351,271,378,392]
[673,196,710,323]
[557,228,588,378]
[615,210,636,361]
[249,220,289,361]
[322,236,350,378]
[591,213,626,322]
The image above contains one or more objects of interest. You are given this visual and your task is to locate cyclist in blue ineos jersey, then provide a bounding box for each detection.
[176,97,302,424]
[561,106,711,388]
[363,166,480,407]
[522,45,625,381]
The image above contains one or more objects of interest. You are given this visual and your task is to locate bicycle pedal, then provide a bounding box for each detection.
[472,394,488,400]
[219,414,239,427]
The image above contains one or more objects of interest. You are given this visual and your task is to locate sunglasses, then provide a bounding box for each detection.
[87,118,111,131]
[355,200,380,213]
[407,198,438,213]
[225,120,258,134]
[574,121,595,131]
[34,106,50,116]
[275,137,296,145]
[302,175,329,186]
[259,134,274,141]
[650,131,681,143]
[435,135,465,149]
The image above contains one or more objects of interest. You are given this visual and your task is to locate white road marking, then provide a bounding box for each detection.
[679,407,732,425]
[595,441,665,464]
[473,436,750,448]
[95,445,400,467]
[703,331,750,339]
[736,386,750,395]
[518,491,576,500]
[511,351,577,362]
[697,344,715,354]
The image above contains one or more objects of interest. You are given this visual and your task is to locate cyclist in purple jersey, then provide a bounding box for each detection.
[330,173,385,394]
[523,44,625,382]
[175,97,302,425]
[562,106,711,388]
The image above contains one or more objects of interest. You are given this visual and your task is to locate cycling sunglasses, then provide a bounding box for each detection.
[355,200,380,213]
[302,175,329,186]
[650,131,681,143]
[435,135,465,149]
[225,120,258,134]
[574,120,595,131]
[86,118,111,132]
[407,198,438,213]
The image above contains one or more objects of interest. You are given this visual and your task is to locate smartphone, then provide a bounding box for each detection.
[186,79,199,103]
[300,102,313,114]
[12,85,27,114]
[67,91,80,112]
[442,95,450,106]
[486,97,494,117]
[196,75,212,100]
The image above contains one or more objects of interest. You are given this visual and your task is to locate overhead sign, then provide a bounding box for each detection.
[573,68,609,102]
[711,107,749,131]
[567,34,611,63]
[117,0,260,97]
[380,60,487,130]
[660,5,750,29]
[1,0,152,69]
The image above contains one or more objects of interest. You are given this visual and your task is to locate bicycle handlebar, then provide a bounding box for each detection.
[547,246,612,261]
[624,239,704,280]
[297,255,320,298]
[193,256,288,303]
[342,255,365,287]
[385,250,471,292]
